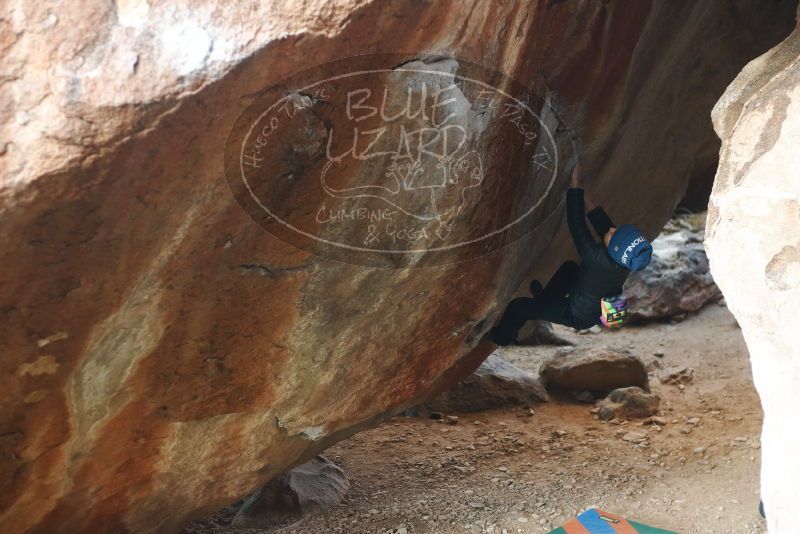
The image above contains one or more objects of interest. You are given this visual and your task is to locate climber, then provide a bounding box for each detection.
[488,163,653,345]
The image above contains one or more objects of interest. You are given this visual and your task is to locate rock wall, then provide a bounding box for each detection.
[706,7,800,532]
[1,1,796,532]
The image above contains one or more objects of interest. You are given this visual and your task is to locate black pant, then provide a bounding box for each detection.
[491,261,580,345]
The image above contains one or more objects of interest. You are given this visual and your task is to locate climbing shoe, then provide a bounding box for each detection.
[487,327,515,346]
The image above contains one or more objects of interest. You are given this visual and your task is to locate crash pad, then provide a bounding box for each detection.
[547,508,677,534]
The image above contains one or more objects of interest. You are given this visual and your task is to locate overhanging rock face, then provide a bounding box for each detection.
[706,7,800,531]
[1,1,796,532]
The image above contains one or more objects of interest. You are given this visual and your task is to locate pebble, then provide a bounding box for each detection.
[446,415,459,425]
[622,431,647,443]
[643,416,667,426]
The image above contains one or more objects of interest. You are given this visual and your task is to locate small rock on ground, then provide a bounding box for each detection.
[660,366,694,385]
[597,387,660,421]
[233,455,350,529]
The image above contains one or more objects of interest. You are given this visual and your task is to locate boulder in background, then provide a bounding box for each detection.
[232,456,349,529]
[425,353,548,412]
[624,213,722,322]
[539,347,649,396]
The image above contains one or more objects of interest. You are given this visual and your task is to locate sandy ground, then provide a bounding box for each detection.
[187,304,765,534]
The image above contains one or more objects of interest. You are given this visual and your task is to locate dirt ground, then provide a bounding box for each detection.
[189,303,765,534]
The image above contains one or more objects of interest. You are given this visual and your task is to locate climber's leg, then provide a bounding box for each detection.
[491,262,580,345]
[542,260,580,297]
[530,261,580,297]
[489,295,572,345]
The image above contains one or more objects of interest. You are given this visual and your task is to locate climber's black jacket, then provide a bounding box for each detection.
[565,188,631,328]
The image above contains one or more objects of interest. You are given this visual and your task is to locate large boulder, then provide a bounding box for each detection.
[539,347,649,396]
[705,7,800,530]
[425,353,548,412]
[1,1,796,532]
[623,213,722,322]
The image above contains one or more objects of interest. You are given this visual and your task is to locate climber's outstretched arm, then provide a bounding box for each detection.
[573,165,616,240]
[566,164,600,259]
[566,187,598,259]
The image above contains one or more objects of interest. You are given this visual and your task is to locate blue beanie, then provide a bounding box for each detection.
[608,224,653,271]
